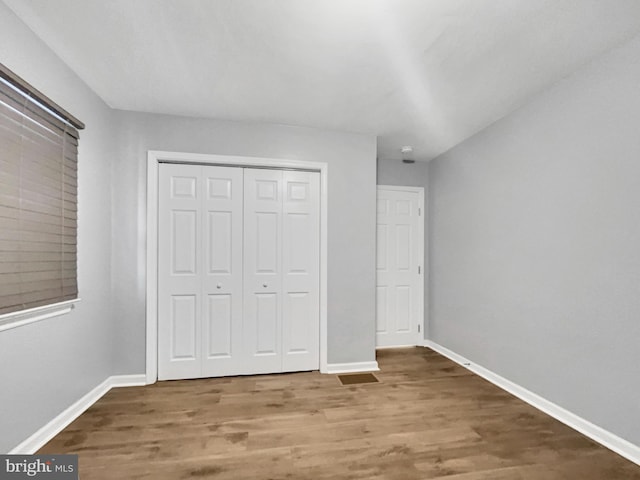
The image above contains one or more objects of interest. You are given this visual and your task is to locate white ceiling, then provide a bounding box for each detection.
[5,0,640,161]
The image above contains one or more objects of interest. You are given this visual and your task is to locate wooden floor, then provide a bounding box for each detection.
[40,347,640,479]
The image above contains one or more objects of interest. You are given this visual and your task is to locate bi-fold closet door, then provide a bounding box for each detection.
[158,163,319,381]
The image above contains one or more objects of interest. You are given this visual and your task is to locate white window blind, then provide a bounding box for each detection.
[0,64,84,316]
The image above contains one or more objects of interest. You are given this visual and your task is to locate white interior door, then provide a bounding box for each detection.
[159,164,244,380]
[282,171,320,372]
[243,169,284,374]
[243,169,321,374]
[158,164,203,380]
[376,186,424,348]
[201,166,244,377]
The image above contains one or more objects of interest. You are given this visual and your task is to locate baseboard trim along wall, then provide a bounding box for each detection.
[325,361,380,374]
[375,345,418,350]
[9,374,146,454]
[423,340,640,466]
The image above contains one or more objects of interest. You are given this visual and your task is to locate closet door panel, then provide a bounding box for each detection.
[201,166,244,377]
[283,292,312,354]
[158,164,203,380]
[243,169,283,374]
[255,293,279,354]
[206,294,232,356]
[282,171,320,372]
[171,295,198,359]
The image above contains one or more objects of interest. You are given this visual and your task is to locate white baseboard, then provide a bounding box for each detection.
[375,344,418,349]
[325,361,379,374]
[110,374,147,388]
[9,374,146,454]
[423,340,640,466]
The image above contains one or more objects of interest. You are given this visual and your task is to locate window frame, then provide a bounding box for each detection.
[0,298,80,332]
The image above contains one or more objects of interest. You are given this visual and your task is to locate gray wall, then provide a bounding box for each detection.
[377,159,429,189]
[111,111,378,373]
[377,159,429,337]
[429,33,640,445]
[0,3,117,452]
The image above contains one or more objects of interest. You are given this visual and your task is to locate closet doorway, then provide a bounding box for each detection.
[146,152,329,383]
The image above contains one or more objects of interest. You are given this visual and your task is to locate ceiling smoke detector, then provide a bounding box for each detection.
[401,146,415,164]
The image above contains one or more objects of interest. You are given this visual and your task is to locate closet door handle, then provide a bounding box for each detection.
[263,284,268,288]
[216,283,222,289]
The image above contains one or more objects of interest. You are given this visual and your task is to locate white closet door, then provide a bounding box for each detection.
[282,171,320,372]
[243,169,283,374]
[158,164,203,380]
[159,164,321,380]
[201,166,244,377]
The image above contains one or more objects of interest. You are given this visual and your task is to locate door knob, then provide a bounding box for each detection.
[263,283,267,288]
[216,283,222,289]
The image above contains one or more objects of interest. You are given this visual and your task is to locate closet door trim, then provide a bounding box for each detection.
[146,151,328,384]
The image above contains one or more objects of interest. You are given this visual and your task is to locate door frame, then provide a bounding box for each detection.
[376,185,425,348]
[146,151,329,383]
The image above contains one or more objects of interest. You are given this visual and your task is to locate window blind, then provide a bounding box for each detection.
[0,67,82,316]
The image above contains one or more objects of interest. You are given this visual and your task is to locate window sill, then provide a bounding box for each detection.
[0,299,80,333]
